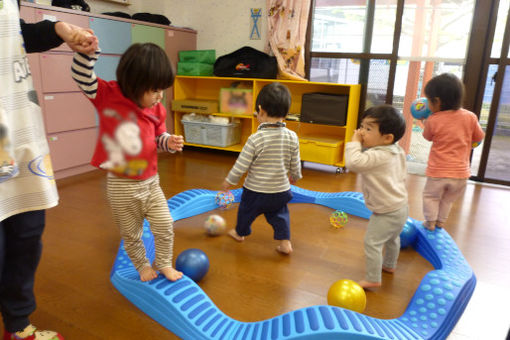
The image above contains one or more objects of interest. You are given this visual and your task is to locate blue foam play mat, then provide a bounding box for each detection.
[110,186,476,339]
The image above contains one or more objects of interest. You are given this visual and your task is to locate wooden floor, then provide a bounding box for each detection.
[2,148,509,339]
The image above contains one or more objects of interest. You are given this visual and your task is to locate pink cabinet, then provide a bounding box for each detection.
[47,128,97,171]
[165,29,197,133]
[34,8,89,52]
[40,53,79,92]
[43,93,96,133]
[165,30,197,71]
[19,6,36,23]
[20,2,197,178]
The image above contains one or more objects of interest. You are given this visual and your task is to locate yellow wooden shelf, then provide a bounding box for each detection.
[184,142,243,152]
[173,76,361,166]
[180,111,253,119]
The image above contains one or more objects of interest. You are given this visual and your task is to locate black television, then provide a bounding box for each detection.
[300,92,348,126]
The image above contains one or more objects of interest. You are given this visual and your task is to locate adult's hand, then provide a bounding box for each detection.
[55,21,98,54]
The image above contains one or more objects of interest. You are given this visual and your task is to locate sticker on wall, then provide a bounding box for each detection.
[250,8,261,40]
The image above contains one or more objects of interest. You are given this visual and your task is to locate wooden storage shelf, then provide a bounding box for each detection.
[173,76,361,167]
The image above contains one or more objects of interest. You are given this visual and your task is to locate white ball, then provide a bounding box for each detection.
[204,214,226,236]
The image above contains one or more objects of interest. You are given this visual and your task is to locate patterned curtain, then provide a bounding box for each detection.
[266,0,311,81]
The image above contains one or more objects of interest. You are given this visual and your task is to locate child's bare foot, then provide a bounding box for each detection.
[228,229,245,242]
[382,266,395,273]
[159,267,183,281]
[139,265,158,282]
[436,221,445,229]
[423,221,436,231]
[276,240,293,254]
[358,279,382,289]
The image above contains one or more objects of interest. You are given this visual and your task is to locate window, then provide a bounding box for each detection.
[308,0,476,175]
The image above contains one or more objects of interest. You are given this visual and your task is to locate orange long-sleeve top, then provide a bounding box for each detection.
[423,108,485,179]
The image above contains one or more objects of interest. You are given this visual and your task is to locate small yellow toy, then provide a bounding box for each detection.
[330,210,348,228]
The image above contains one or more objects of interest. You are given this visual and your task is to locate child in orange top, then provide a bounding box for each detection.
[421,73,485,231]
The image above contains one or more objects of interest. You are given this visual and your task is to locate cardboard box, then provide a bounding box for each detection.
[219,88,253,114]
[172,99,218,114]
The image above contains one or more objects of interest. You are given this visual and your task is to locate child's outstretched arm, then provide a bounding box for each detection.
[71,49,101,99]
[225,137,256,187]
[156,133,184,153]
[221,180,231,192]
[167,134,184,151]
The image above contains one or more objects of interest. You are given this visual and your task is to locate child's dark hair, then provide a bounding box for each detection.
[424,73,464,111]
[361,104,406,143]
[116,43,174,106]
[255,82,291,118]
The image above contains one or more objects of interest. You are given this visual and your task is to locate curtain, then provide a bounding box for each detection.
[266,0,311,81]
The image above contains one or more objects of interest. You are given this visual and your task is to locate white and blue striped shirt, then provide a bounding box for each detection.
[226,123,302,193]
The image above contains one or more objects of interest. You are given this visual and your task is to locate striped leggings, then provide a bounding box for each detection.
[106,173,174,272]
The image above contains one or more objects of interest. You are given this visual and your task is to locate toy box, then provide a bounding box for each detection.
[299,136,343,165]
[219,88,253,114]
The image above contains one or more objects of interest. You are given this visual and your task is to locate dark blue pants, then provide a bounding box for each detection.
[235,188,292,240]
[0,210,45,333]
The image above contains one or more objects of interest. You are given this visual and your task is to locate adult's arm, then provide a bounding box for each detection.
[18,0,97,54]
[20,19,64,53]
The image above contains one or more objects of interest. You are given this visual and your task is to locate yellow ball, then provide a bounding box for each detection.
[330,210,348,228]
[327,279,366,313]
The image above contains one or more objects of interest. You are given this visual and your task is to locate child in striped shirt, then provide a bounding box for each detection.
[71,42,183,282]
[222,82,302,254]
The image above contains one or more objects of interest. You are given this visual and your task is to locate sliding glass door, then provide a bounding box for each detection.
[471,0,510,185]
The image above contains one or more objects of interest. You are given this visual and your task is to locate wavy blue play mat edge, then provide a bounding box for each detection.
[110,186,476,339]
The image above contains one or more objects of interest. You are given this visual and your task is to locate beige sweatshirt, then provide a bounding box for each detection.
[345,142,408,214]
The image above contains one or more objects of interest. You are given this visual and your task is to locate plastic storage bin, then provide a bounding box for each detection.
[181,120,241,147]
[299,136,343,165]
[178,50,216,64]
[177,62,214,76]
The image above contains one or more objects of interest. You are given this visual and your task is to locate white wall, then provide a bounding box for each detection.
[162,0,267,57]
[87,0,267,57]
[87,0,164,17]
